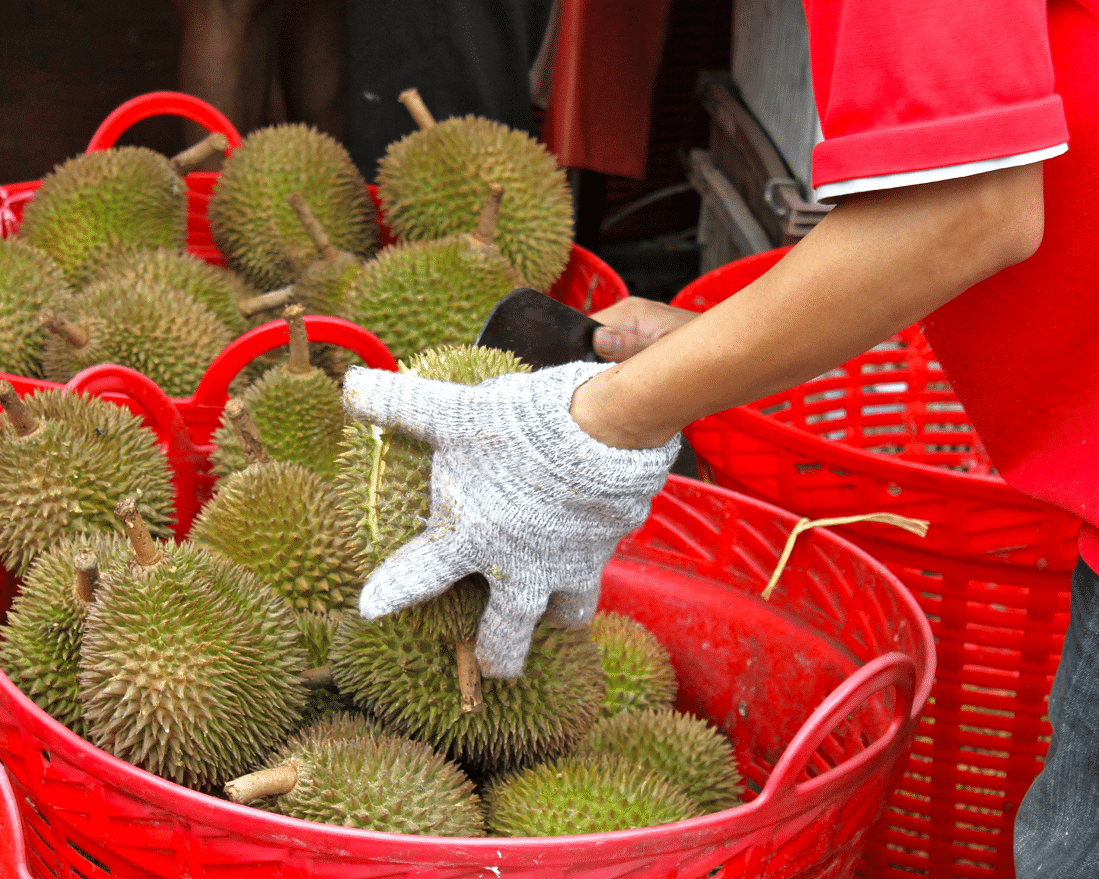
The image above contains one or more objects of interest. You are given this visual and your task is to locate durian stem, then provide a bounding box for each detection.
[0,380,41,438]
[73,549,100,604]
[288,192,339,261]
[169,132,230,175]
[283,304,312,375]
[224,762,298,805]
[224,398,270,465]
[470,183,505,247]
[456,640,486,714]
[398,88,436,130]
[302,665,335,689]
[38,308,89,351]
[115,497,163,568]
[238,286,296,319]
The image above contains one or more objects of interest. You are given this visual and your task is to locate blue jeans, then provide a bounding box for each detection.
[1015,557,1099,876]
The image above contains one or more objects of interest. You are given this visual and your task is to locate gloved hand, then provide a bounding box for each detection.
[342,360,680,678]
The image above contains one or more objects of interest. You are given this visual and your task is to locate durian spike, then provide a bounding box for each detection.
[283,304,312,375]
[73,548,100,604]
[38,307,90,350]
[398,88,436,130]
[456,640,486,714]
[238,285,297,319]
[0,380,41,438]
[288,192,341,262]
[302,665,336,689]
[169,132,230,175]
[224,397,271,466]
[115,496,164,568]
[225,762,298,805]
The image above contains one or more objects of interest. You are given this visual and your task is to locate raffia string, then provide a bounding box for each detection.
[762,513,930,600]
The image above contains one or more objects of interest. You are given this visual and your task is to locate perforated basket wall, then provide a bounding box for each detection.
[671,248,1081,879]
[0,474,933,879]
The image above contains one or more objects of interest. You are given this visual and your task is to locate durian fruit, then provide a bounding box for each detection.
[377,88,573,291]
[190,397,362,614]
[208,306,347,478]
[342,183,521,362]
[297,609,358,724]
[330,575,607,777]
[79,498,308,792]
[0,238,75,378]
[0,533,130,736]
[208,123,379,291]
[589,611,678,719]
[0,382,175,578]
[37,270,234,397]
[89,247,257,339]
[483,753,702,837]
[225,712,487,836]
[575,708,744,814]
[332,344,529,577]
[17,134,227,287]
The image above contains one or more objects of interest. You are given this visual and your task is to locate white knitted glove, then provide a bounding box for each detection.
[342,361,680,678]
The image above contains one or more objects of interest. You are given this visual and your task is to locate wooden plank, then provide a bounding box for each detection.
[687,148,773,264]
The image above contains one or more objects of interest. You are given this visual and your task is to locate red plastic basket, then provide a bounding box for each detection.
[0,473,934,879]
[671,248,1081,879]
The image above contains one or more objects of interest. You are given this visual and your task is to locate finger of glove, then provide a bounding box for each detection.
[343,365,474,447]
[542,583,601,629]
[475,586,551,680]
[358,529,475,620]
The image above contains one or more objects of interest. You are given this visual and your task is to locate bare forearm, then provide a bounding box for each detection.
[571,163,1045,449]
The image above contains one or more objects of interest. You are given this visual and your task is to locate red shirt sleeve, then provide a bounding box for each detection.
[805,0,1068,189]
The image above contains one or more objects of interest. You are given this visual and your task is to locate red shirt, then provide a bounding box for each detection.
[805,0,1099,566]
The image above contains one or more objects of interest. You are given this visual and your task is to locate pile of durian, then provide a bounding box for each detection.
[0,95,744,838]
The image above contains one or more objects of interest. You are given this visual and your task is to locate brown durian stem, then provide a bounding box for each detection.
[302,665,335,689]
[288,192,339,261]
[73,549,100,604]
[38,308,89,351]
[115,497,163,568]
[169,132,230,175]
[224,398,270,465]
[283,304,312,375]
[398,88,436,130]
[456,640,486,714]
[0,380,41,438]
[469,183,505,248]
[238,286,296,318]
[225,762,298,805]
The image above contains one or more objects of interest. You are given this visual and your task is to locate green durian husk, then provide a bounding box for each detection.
[208,123,379,291]
[0,389,176,577]
[0,238,74,378]
[296,610,359,724]
[0,532,131,736]
[40,275,233,398]
[263,718,486,836]
[576,708,745,814]
[90,247,257,338]
[377,114,574,291]
[330,588,607,776]
[589,610,678,719]
[334,345,529,577]
[190,460,361,614]
[484,753,702,837]
[210,362,347,478]
[18,146,188,287]
[79,541,308,792]
[342,235,521,364]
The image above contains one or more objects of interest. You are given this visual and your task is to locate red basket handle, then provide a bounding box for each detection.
[0,761,34,879]
[64,364,209,540]
[86,91,243,153]
[755,651,916,813]
[189,315,399,411]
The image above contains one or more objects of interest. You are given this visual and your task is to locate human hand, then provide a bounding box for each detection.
[342,362,680,678]
[590,297,696,361]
